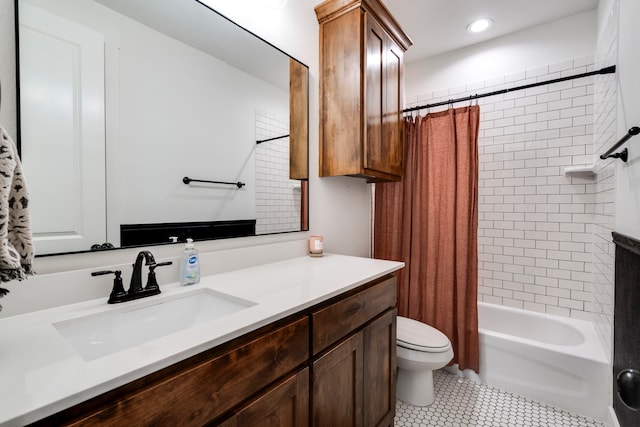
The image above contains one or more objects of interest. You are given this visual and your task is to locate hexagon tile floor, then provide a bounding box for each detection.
[394,370,605,427]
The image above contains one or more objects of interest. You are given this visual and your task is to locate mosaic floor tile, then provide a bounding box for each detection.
[394,370,605,427]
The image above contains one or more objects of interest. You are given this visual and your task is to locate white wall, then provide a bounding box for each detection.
[591,0,618,372]
[615,0,640,238]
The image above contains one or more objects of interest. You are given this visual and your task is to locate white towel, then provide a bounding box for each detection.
[0,126,34,283]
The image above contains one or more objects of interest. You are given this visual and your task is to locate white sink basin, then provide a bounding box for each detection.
[53,288,256,361]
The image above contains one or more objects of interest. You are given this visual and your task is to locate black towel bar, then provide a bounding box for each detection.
[182,176,245,188]
[600,127,640,162]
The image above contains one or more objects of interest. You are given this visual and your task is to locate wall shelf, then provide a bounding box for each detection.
[563,165,596,178]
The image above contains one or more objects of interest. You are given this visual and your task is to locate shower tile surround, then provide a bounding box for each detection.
[405,56,612,322]
[591,0,619,362]
[255,109,302,234]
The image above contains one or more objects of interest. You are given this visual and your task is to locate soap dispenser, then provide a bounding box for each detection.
[179,238,200,285]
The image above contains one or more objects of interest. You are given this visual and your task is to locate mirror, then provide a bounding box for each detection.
[16,0,309,256]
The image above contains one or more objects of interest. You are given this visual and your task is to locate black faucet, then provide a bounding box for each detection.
[129,250,157,294]
[91,251,172,304]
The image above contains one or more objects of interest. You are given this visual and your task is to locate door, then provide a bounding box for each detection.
[19,1,106,254]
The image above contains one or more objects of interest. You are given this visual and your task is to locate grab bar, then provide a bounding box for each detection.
[600,127,640,162]
[182,176,245,188]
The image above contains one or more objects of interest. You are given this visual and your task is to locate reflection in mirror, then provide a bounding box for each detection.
[16,0,309,256]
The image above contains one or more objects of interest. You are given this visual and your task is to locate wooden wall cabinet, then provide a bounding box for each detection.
[31,276,397,427]
[315,0,412,181]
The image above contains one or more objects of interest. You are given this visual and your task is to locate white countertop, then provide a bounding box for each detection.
[0,254,403,426]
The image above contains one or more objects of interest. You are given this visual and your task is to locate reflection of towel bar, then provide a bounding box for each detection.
[182,176,245,188]
[256,134,289,144]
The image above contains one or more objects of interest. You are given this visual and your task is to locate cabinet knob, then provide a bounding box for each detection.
[617,368,640,410]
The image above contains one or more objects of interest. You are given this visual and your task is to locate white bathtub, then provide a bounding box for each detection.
[477,302,610,422]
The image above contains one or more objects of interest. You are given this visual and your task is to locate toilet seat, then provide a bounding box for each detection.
[397,316,452,353]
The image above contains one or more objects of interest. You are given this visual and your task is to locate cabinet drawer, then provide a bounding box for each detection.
[63,316,309,427]
[311,276,396,355]
[218,367,309,427]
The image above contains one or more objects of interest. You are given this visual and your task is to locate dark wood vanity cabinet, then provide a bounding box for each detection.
[315,0,412,181]
[30,276,397,427]
[311,276,397,427]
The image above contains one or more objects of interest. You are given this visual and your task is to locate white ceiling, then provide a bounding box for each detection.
[383,0,599,63]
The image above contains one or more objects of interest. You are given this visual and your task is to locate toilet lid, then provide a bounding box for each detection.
[397,316,452,353]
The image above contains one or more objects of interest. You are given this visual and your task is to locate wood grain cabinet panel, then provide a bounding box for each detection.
[311,276,397,355]
[218,368,309,427]
[312,332,364,427]
[363,309,397,427]
[289,58,309,180]
[315,0,412,181]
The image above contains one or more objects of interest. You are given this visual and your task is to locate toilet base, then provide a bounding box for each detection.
[396,367,435,406]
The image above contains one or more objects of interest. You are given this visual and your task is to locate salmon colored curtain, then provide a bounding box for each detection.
[374,106,480,372]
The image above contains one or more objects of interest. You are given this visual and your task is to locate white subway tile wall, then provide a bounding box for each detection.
[405,56,602,320]
[255,110,301,234]
[591,1,618,358]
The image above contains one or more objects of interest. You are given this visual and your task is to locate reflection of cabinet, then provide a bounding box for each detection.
[32,276,397,426]
[315,0,412,181]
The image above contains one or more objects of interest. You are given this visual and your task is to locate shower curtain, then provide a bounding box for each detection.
[374,105,480,372]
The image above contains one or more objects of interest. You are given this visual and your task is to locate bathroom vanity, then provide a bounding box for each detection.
[0,254,402,426]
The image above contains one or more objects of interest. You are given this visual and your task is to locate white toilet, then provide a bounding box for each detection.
[396,316,454,406]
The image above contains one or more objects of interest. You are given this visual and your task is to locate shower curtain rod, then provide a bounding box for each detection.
[403,65,616,114]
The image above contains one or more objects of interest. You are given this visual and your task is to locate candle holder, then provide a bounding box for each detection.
[309,235,324,257]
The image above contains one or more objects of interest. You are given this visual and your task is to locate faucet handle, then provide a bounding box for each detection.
[145,261,173,292]
[92,270,126,304]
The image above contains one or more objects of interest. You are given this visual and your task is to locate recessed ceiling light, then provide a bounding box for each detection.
[467,18,493,33]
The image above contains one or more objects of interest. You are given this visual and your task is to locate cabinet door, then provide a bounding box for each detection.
[312,332,364,427]
[383,39,403,177]
[364,16,386,176]
[219,368,309,427]
[363,309,397,427]
[364,16,403,179]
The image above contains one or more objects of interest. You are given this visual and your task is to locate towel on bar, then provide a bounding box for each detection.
[0,126,34,283]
